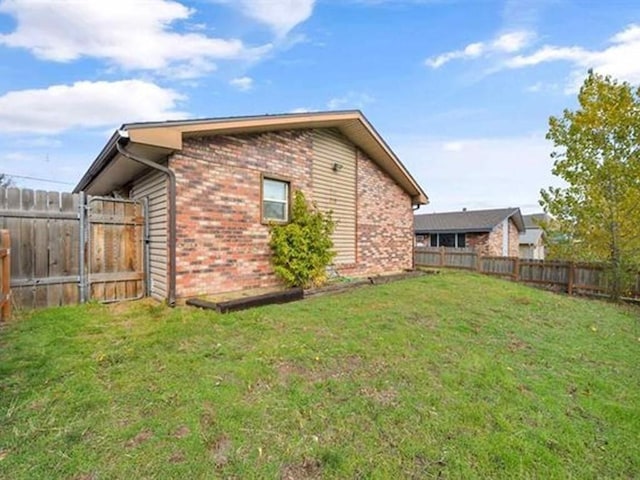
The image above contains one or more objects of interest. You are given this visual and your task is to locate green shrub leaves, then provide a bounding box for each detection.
[269,191,335,288]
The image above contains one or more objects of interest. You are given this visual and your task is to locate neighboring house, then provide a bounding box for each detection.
[74,111,428,304]
[519,213,548,259]
[414,208,525,257]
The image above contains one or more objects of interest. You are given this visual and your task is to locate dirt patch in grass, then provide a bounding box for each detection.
[247,356,368,399]
[411,455,447,479]
[246,379,272,397]
[276,361,308,378]
[169,451,186,463]
[200,402,217,430]
[512,296,533,306]
[28,399,47,411]
[281,458,322,480]
[507,334,532,352]
[360,386,398,406]
[72,474,97,480]
[402,310,440,329]
[107,298,158,316]
[125,429,153,448]
[173,425,190,439]
[276,355,365,384]
[209,435,232,467]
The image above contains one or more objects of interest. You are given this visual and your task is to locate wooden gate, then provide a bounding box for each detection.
[0,188,148,309]
[87,197,146,303]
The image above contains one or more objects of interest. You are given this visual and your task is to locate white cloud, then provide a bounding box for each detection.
[492,31,532,53]
[526,82,543,93]
[232,0,316,36]
[525,81,560,93]
[426,30,533,68]
[289,107,311,113]
[327,92,375,110]
[0,80,187,134]
[442,141,464,152]
[13,136,63,148]
[506,46,588,68]
[506,24,640,92]
[0,0,269,75]
[392,133,562,214]
[230,76,254,91]
[427,24,640,93]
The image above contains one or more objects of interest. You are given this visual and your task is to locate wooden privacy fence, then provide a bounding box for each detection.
[415,246,640,299]
[0,230,10,320]
[0,187,146,311]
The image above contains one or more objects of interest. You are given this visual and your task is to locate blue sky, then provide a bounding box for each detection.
[1,0,639,213]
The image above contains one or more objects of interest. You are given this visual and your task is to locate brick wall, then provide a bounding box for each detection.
[508,218,520,257]
[170,130,313,298]
[341,149,413,276]
[170,129,414,298]
[487,221,506,256]
[475,218,520,257]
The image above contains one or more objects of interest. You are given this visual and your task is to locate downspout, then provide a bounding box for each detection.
[115,138,177,307]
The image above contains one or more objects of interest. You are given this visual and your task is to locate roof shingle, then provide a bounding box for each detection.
[414,208,525,233]
[522,213,549,229]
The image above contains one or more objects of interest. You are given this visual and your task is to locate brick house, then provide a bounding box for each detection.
[519,213,548,259]
[75,111,428,304]
[414,208,524,257]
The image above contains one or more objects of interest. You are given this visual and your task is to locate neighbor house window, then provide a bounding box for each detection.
[457,233,466,248]
[430,233,466,248]
[262,177,289,222]
[439,233,456,247]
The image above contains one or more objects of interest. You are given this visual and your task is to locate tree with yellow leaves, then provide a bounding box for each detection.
[541,71,640,299]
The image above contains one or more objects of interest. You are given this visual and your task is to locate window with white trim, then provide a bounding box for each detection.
[262,177,289,222]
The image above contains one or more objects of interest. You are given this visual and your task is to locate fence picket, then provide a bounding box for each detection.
[0,230,10,320]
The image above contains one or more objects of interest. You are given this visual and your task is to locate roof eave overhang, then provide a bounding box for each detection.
[73,135,174,195]
[75,111,429,204]
[73,131,120,193]
[508,210,526,232]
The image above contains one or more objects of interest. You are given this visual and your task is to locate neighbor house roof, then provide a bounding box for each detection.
[74,110,428,205]
[414,208,525,234]
[519,229,544,245]
[522,213,549,229]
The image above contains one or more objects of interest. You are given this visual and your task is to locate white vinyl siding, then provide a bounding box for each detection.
[130,169,168,300]
[312,129,356,264]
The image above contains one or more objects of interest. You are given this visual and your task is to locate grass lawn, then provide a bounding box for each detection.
[1,272,639,479]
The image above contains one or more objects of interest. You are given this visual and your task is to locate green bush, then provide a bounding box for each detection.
[269,191,335,288]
